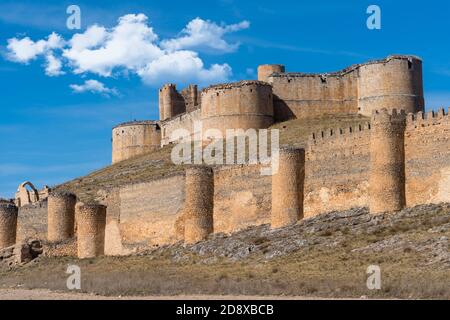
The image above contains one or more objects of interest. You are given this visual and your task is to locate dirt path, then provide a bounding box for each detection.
[0,288,340,300]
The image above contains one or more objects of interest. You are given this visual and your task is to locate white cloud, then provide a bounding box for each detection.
[64,14,162,76]
[70,80,118,97]
[137,50,232,84]
[45,54,64,76]
[6,32,64,63]
[4,14,248,86]
[161,18,250,53]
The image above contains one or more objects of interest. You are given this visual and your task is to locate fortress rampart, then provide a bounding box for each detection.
[9,56,448,258]
[268,55,424,121]
[13,108,449,254]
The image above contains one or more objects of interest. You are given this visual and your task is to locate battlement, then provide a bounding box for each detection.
[113,120,160,130]
[309,122,371,142]
[201,80,272,94]
[371,108,407,126]
[270,55,421,79]
[406,107,449,128]
[160,83,177,90]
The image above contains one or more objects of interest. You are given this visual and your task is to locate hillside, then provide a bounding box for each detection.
[57,113,369,201]
[1,203,449,299]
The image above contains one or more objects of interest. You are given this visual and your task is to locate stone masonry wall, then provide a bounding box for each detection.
[404,109,450,205]
[305,125,372,217]
[160,109,201,146]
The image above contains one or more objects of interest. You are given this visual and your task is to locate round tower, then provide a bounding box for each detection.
[258,64,285,82]
[76,203,107,259]
[0,203,18,249]
[183,166,214,244]
[47,191,77,242]
[369,108,407,214]
[358,55,424,116]
[112,121,161,164]
[271,147,305,229]
[201,80,274,137]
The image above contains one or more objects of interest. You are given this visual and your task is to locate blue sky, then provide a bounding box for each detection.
[1,0,450,198]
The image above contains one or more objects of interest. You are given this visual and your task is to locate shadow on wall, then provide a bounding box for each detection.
[273,94,296,122]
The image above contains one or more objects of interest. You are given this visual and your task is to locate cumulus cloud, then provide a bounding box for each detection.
[45,54,64,76]
[4,14,248,86]
[6,32,64,63]
[70,79,118,97]
[137,50,231,84]
[161,18,250,52]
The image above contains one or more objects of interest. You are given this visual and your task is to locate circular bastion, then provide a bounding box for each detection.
[200,80,274,136]
[357,55,424,116]
[112,120,161,164]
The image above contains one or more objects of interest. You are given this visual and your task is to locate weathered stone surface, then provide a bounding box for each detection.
[0,239,42,269]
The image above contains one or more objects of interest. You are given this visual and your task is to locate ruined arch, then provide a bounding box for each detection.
[15,181,39,207]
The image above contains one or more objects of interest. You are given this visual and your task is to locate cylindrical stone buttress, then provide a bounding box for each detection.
[47,191,77,242]
[76,203,107,259]
[0,203,18,249]
[184,166,214,244]
[271,147,305,229]
[369,109,407,214]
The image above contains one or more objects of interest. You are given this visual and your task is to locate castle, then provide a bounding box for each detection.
[112,55,424,163]
[1,55,449,259]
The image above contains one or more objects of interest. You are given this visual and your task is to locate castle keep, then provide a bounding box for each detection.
[3,55,449,259]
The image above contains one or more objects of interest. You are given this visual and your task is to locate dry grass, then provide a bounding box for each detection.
[1,244,448,299]
[2,204,449,300]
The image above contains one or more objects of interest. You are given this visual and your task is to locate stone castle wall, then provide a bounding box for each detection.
[268,55,424,121]
[111,55,424,162]
[160,109,201,145]
[404,110,450,206]
[13,108,449,253]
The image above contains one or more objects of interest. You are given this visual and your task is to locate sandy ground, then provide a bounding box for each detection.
[0,288,343,300]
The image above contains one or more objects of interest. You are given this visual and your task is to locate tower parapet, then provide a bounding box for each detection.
[257,64,285,82]
[369,108,407,214]
[159,84,186,121]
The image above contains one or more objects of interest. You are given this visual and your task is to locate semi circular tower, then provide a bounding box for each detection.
[47,191,77,242]
[258,64,285,82]
[271,147,305,229]
[369,109,407,214]
[112,121,161,164]
[184,166,214,244]
[76,203,107,259]
[201,81,274,136]
[0,203,18,249]
[358,55,424,116]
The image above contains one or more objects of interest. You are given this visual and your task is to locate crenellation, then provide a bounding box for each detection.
[406,107,449,129]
